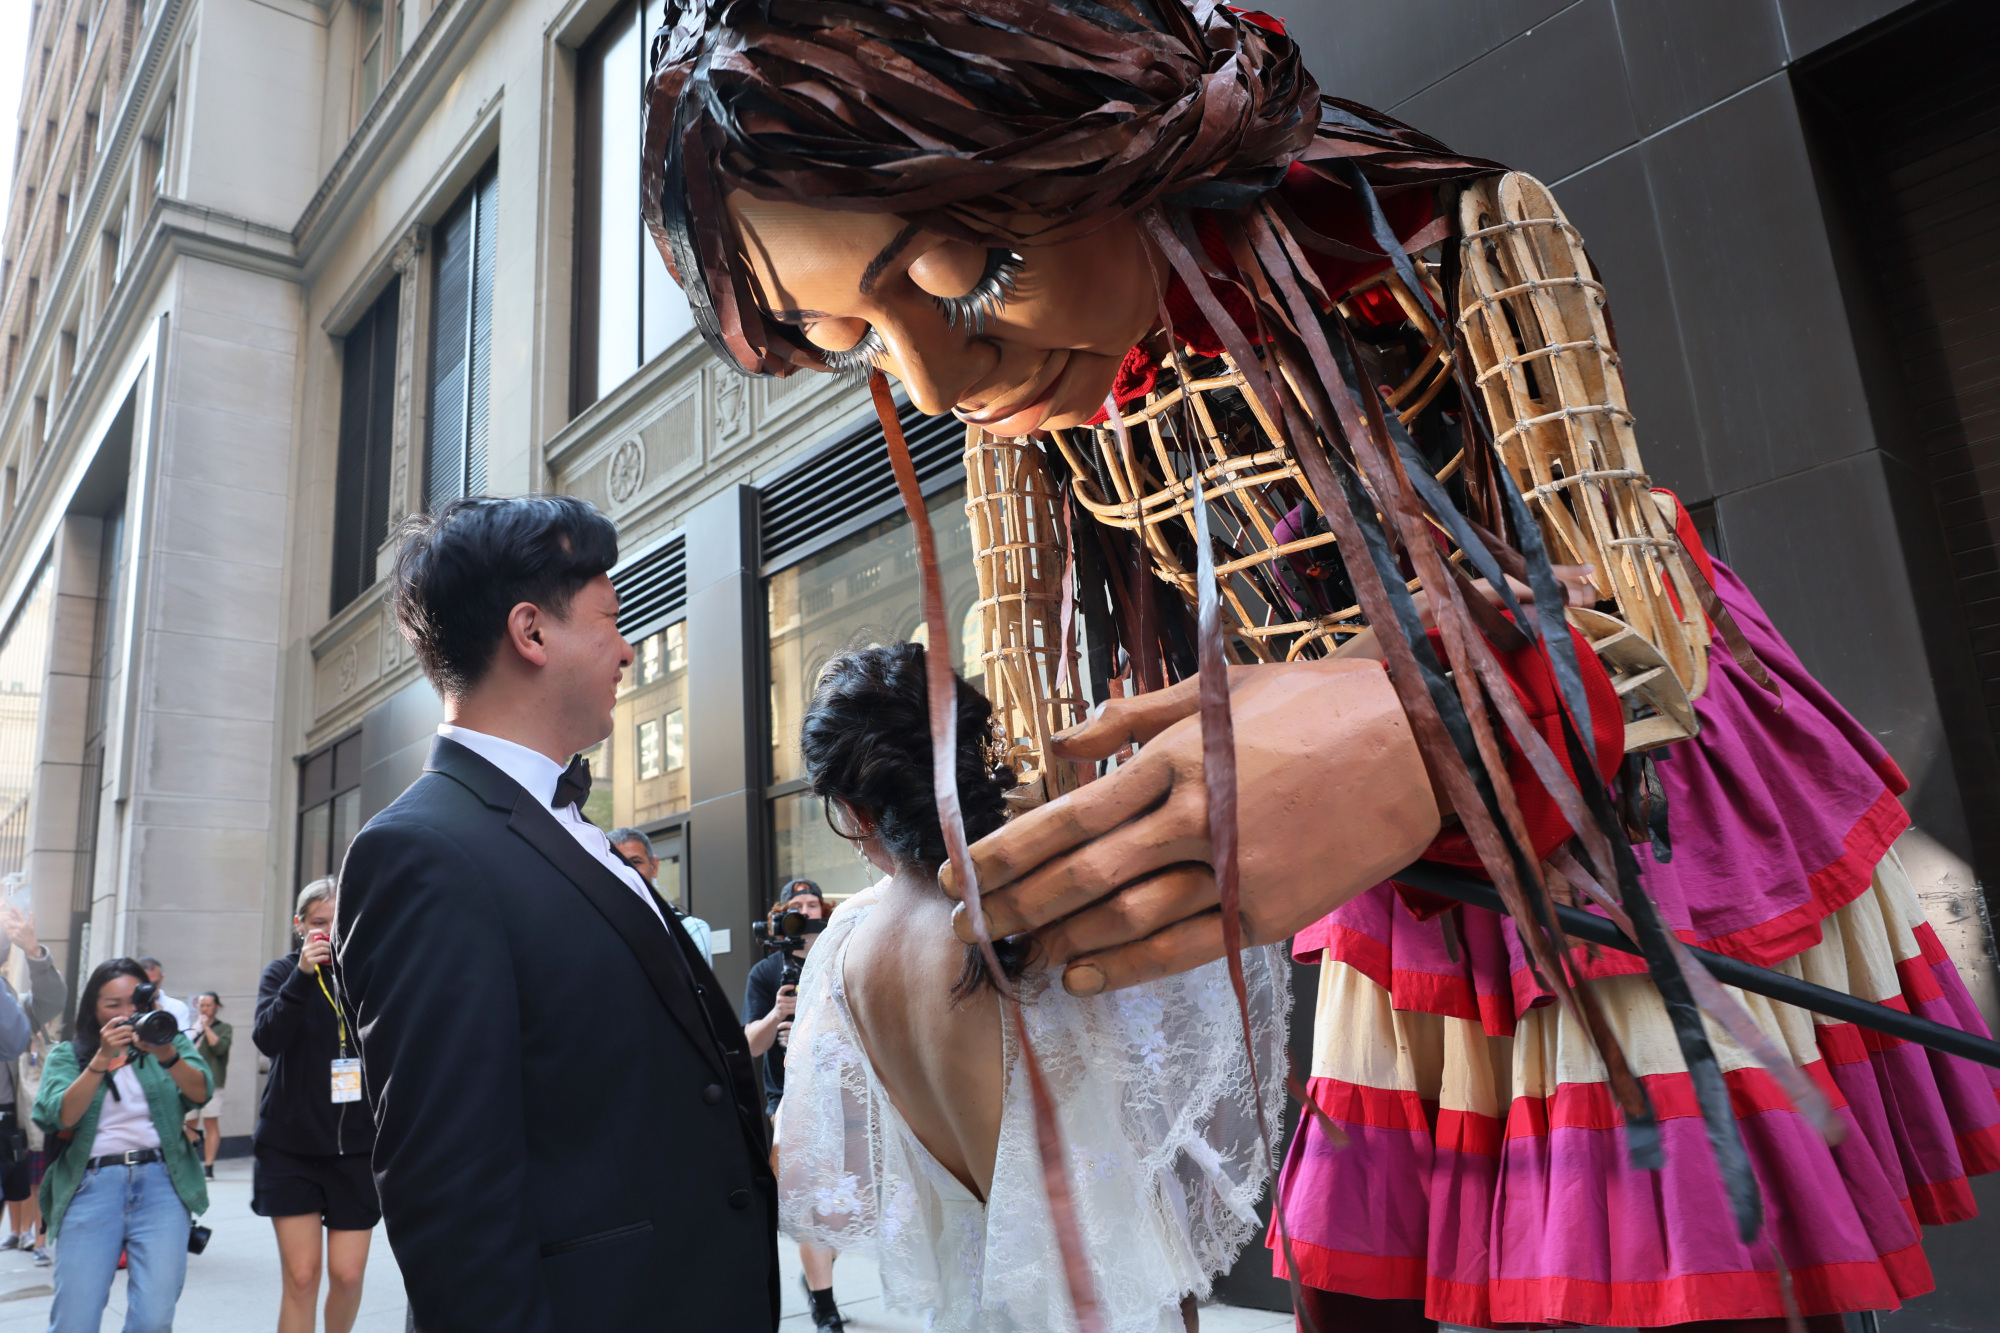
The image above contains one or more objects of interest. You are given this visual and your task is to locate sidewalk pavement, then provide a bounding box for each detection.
[0,1157,1298,1331]
[0,1158,408,1333]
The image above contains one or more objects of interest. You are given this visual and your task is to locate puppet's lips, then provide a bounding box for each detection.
[956,351,1072,434]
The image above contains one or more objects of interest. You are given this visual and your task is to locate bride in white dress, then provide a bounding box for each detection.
[778,643,1290,1333]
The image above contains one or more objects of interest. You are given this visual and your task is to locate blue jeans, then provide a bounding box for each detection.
[49,1160,190,1333]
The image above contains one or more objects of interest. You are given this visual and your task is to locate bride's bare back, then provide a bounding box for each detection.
[840,874,1005,1200]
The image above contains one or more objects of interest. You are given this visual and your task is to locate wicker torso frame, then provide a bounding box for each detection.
[965,171,1712,781]
[963,430,1091,803]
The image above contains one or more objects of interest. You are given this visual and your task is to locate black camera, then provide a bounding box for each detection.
[121,984,181,1047]
[751,909,825,955]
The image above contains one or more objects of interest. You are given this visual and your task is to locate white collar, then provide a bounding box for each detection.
[438,724,571,810]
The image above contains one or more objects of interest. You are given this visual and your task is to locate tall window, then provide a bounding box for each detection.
[298,733,363,889]
[426,160,497,508]
[573,0,693,415]
[0,560,54,879]
[358,0,386,109]
[765,490,977,897]
[583,618,691,830]
[330,278,399,614]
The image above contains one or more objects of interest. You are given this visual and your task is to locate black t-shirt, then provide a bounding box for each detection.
[742,951,802,1115]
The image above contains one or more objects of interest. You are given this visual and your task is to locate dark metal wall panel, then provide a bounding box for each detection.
[1394,0,1639,183]
[1275,0,1573,113]
[1613,0,1787,133]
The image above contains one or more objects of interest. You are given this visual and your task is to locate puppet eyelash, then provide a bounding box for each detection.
[933,249,1024,334]
[817,327,888,380]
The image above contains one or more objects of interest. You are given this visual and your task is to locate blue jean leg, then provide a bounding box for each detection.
[48,1162,190,1333]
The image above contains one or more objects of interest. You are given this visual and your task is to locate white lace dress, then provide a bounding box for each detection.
[778,893,1291,1333]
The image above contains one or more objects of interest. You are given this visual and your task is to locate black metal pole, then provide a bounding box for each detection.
[1393,861,2000,1071]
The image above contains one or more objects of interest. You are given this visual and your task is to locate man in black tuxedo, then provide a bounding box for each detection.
[335,496,776,1331]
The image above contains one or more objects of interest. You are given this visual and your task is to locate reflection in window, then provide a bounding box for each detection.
[602,619,691,826]
[298,733,364,888]
[766,485,976,895]
[0,562,54,877]
[772,791,879,899]
[573,0,693,414]
[637,718,662,780]
[664,708,685,772]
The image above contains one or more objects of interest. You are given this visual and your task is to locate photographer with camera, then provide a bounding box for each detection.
[744,879,844,1331]
[254,878,378,1333]
[32,957,212,1333]
[0,899,67,1253]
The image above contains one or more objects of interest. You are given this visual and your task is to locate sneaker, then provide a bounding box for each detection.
[32,1246,49,1267]
[204,1164,214,1180]
[0,1232,17,1251]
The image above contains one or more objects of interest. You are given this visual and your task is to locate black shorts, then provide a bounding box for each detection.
[251,1143,381,1231]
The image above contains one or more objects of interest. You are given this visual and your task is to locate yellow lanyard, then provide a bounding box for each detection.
[313,967,348,1057]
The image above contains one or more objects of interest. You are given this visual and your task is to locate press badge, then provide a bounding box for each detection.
[330,1058,362,1103]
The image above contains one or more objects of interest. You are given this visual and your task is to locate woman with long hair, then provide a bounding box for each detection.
[642,3,2000,1328]
[779,643,1287,1333]
[253,878,379,1333]
[32,957,211,1333]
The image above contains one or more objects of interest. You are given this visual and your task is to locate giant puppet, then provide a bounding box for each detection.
[641,2,2000,1328]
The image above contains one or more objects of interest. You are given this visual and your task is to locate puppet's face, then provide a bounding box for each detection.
[727,194,1164,435]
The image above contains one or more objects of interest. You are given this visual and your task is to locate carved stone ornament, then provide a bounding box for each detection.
[380,609,402,673]
[337,644,361,696]
[715,372,750,444]
[608,437,646,505]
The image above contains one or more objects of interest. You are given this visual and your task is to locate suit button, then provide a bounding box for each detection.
[728,1189,751,1210]
[702,1084,724,1105]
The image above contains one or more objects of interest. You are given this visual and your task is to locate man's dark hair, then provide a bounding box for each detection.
[391,496,620,699]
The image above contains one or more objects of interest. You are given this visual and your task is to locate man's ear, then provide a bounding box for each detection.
[504,601,552,668]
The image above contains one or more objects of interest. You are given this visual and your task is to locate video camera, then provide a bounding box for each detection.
[115,983,181,1047]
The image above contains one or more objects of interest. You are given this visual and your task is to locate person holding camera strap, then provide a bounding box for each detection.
[32,957,211,1333]
[254,878,380,1333]
[744,879,843,1332]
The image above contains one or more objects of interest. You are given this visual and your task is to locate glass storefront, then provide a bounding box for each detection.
[584,617,691,838]
[0,561,53,880]
[766,486,978,898]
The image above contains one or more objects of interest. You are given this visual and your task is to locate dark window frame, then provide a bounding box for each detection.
[330,278,400,614]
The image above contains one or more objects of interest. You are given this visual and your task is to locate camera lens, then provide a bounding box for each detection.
[134,1010,179,1046]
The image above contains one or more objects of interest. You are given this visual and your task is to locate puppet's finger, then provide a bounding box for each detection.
[942,753,1171,902]
[1059,910,1228,996]
[1031,864,1217,964]
[1046,679,1205,761]
[952,799,1204,943]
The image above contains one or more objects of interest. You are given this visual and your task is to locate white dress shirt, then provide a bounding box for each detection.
[437,724,667,928]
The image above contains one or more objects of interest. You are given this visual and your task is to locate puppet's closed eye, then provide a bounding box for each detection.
[914,246,1024,335]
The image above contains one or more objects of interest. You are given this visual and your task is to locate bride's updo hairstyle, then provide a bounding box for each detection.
[800,642,1025,995]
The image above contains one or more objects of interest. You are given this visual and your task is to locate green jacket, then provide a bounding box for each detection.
[199,1018,233,1089]
[32,1034,211,1237]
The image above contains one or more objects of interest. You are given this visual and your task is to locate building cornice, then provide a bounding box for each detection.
[291,0,495,259]
[1,0,188,419]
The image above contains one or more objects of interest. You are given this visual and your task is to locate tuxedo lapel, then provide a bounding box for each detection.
[504,797,730,1083]
[425,737,728,1084]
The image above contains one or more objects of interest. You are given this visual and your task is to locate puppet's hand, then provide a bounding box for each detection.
[944,658,1440,994]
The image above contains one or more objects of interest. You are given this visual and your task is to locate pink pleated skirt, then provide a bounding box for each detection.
[1270,563,2000,1328]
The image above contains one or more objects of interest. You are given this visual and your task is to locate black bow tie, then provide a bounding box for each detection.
[553,754,592,812]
